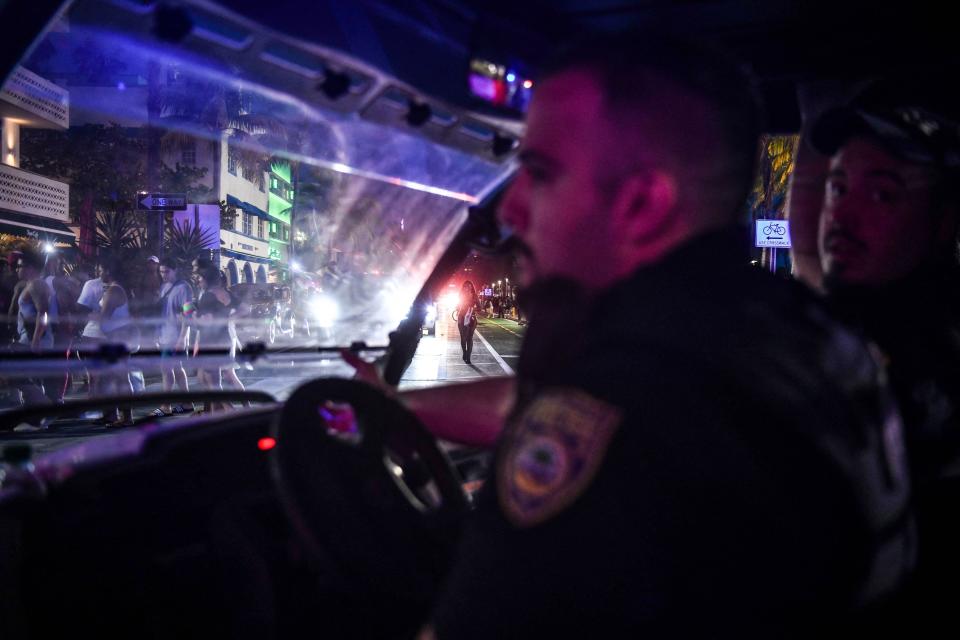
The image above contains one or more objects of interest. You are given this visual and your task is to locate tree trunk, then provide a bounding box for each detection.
[146,61,164,257]
[211,133,222,268]
[79,192,95,259]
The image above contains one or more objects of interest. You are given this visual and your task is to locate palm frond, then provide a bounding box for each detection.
[96,210,147,250]
[229,131,270,188]
[750,134,800,220]
[164,218,218,269]
[159,129,201,156]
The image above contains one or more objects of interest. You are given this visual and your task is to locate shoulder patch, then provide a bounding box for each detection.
[497,388,622,528]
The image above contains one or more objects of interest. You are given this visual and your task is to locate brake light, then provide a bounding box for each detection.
[258,437,277,451]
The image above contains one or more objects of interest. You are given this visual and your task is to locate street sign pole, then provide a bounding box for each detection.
[770,247,777,273]
[139,193,188,260]
[151,211,164,260]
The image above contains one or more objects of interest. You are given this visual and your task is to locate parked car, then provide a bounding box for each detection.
[229,282,280,345]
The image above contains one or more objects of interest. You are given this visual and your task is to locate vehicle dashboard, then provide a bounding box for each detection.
[1,403,487,638]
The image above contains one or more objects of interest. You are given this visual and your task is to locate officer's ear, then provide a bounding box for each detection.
[610,169,678,243]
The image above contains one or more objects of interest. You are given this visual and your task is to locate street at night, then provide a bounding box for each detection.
[3,310,524,454]
[400,312,524,389]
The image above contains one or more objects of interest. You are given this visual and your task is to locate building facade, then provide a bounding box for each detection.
[219,134,272,285]
[156,128,288,284]
[6,43,293,281]
[267,160,293,283]
[0,65,73,248]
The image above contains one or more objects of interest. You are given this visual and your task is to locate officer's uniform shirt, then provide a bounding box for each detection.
[431,228,913,638]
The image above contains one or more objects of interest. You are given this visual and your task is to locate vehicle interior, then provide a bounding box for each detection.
[0,0,956,637]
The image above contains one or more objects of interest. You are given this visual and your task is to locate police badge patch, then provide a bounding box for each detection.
[498,389,622,528]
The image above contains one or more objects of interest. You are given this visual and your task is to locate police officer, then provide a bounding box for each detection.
[809,84,960,620]
[348,34,915,636]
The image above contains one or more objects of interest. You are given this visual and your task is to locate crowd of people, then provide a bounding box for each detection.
[479,291,522,323]
[0,250,248,427]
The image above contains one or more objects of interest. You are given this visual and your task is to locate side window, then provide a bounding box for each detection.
[181,140,196,165]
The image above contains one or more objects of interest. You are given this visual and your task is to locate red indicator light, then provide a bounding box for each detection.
[258,437,277,451]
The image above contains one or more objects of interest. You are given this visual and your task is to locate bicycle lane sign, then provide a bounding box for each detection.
[755,219,792,248]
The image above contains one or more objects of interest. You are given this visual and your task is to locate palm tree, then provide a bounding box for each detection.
[158,161,215,203]
[226,129,274,190]
[96,210,148,251]
[94,210,152,288]
[0,234,39,256]
[750,135,799,270]
[157,73,287,191]
[751,135,799,220]
[164,218,218,272]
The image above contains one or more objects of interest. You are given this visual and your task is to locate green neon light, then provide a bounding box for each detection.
[270,161,292,184]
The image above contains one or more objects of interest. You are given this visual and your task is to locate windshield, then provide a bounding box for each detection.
[0,0,516,439]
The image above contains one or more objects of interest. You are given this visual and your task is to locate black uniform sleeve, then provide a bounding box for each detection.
[431,345,863,638]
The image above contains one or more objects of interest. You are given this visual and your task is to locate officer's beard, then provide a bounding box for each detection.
[514,277,592,387]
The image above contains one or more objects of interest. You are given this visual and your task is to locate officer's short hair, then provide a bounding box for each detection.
[542,33,763,221]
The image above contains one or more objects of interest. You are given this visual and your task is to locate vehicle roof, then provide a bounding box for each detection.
[210,0,956,131]
[5,1,954,135]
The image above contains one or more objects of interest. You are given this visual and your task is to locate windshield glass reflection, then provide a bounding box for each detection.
[0,0,514,436]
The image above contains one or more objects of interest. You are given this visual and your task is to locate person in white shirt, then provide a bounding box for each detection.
[76,264,105,342]
[154,258,193,416]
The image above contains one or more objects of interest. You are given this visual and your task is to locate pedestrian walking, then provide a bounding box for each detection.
[456,280,479,364]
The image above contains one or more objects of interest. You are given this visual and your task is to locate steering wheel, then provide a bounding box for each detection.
[268,377,469,608]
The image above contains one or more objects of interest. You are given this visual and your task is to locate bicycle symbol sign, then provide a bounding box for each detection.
[755,219,792,248]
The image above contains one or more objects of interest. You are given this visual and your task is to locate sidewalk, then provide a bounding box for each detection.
[399,314,514,391]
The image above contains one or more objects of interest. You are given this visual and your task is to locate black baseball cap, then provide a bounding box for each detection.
[809,78,960,172]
